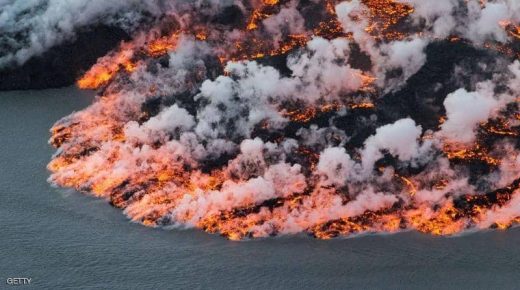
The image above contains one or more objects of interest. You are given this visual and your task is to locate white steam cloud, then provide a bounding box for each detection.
[38,0,520,239]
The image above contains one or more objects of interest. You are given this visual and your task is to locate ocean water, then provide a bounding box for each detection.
[1,87,519,289]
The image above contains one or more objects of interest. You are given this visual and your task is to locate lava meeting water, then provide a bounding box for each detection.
[46,0,520,240]
[1,88,520,289]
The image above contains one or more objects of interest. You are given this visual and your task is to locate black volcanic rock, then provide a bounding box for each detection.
[376,40,499,131]
[0,25,130,91]
[212,5,245,26]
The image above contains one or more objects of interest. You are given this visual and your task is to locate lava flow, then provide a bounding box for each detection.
[47,0,520,240]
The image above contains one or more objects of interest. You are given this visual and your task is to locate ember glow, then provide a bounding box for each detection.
[46,0,520,240]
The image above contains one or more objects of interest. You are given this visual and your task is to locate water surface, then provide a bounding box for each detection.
[1,88,519,289]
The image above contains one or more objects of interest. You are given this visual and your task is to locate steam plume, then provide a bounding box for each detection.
[34,0,520,239]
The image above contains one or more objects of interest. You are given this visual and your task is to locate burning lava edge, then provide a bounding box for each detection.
[38,0,520,240]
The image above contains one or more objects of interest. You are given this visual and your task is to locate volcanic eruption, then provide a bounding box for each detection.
[7,0,518,240]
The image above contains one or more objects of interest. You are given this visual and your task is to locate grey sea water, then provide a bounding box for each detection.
[1,87,519,289]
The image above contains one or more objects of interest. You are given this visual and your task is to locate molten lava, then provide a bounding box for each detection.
[50,0,520,240]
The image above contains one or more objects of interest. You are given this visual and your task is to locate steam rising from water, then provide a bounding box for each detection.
[30,0,520,239]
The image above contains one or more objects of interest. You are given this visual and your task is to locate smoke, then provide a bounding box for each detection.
[396,0,458,37]
[396,0,520,43]
[360,118,425,176]
[36,0,520,239]
[378,37,428,88]
[439,59,519,144]
[262,6,306,48]
[317,147,354,186]
[440,83,501,143]
[466,2,511,44]
[0,0,165,67]
[125,104,195,143]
